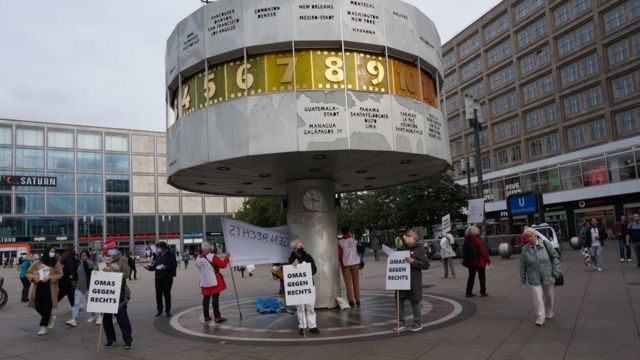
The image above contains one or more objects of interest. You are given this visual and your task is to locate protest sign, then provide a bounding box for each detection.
[86,271,123,314]
[382,244,394,257]
[467,198,485,224]
[442,214,451,234]
[385,251,411,290]
[283,262,315,306]
[221,218,290,266]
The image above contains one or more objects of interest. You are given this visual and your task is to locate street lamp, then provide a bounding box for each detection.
[464,95,487,243]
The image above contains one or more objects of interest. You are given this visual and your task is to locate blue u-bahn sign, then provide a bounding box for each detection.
[507,192,540,216]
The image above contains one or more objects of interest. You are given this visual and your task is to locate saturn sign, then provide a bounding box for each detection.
[2,176,57,187]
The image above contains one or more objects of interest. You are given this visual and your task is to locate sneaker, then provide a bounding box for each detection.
[37,326,47,336]
[95,315,103,325]
[104,341,116,349]
[597,268,602,272]
[409,323,423,332]
[124,343,134,350]
[392,324,407,331]
[546,311,555,319]
[621,258,625,262]
[627,258,633,262]
[481,293,489,297]
[535,318,545,326]
[309,328,320,334]
[86,316,95,323]
[465,293,476,298]
[47,315,56,329]
[214,316,227,323]
[65,318,77,327]
[204,317,212,322]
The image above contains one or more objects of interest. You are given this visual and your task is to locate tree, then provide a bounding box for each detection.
[233,196,286,227]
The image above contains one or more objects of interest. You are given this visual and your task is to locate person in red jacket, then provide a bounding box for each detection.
[462,225,491,297]
[195,243,230,322]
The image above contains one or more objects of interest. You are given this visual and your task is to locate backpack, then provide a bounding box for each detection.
[462,239,478,261]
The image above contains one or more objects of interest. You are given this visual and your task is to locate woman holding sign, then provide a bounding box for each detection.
[395,230,430,332]
[26,245,63,336]
[195,243,230,322]
[288,240,319,335]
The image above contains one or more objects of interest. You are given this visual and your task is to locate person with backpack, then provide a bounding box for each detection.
[145,241,177,317]
[195,243,230,322]
[440,234,456,278]
[520,227,561,326]
[462,225,491,297]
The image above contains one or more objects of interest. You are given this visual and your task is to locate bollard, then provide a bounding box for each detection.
[569,236,582,250]
[498,243,512,258]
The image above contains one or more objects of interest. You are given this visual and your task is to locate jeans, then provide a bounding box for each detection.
[341,264,360,303]
[398,298,422,326]
[128,267,137,280]
[373,249,380,261]
[155,277,173,313]
[618,238,632,260]
[103,305,133,345]
[183,260,189,269]
[530,284,554,320]
[202,293,221,319]
[296,302,317,329]
[35,282,52,327]
[466,266,486,295]
[20,277,30,301]
[591,246,603,269]
[633,243,640,265]
[71,289,94,319]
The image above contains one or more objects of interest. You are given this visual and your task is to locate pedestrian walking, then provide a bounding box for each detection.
[127,253,137,280]
[101,245,134,350]
[440,233,456,278]
[195,243,230,322]
[57,245,78,309]
[586,218,606,272]
[26,246,63,335]
[145,241,177,317]
[65,250,96,327]
[626,213,640,267]
[289,240,320,335]
[520,227,562,326]
[18,254,34,302]
[182,250,190,269]
[394,230,430,332]
[371,236,382,262]
[338,226,361,307]
[615,215,632,262]
[462,225,491,297]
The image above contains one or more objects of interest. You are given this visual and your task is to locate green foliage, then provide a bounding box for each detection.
[233,196,286,227]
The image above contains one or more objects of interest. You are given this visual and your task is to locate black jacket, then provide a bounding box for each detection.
[399,244,430,302]
[288,251,317,275]
[585,225,606,247]
[147,249,177,278]
[60,256,79,284]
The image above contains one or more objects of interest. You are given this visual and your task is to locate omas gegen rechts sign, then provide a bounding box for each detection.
[2,175,57,187]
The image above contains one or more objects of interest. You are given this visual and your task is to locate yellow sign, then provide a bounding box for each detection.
[173,49,439,118]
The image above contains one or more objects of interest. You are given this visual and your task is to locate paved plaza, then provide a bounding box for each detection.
[0,247,639,359]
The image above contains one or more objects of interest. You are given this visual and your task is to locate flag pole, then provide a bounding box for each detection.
[227,257,243,320]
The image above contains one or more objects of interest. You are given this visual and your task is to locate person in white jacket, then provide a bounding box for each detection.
[440,233,456,278]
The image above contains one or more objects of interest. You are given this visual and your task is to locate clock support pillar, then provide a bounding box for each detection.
[286,179,340,308]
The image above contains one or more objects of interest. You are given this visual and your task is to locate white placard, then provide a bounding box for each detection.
[464,94,484,122]
[382,244,394,257]
[86,271,123,314]
[385,250,410,290]
[221,218,290,266]
[442,214,451,234]
[283,262,316,306]
[467,198,485,224]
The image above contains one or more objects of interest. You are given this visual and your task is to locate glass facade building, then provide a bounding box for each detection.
[0,119,245,255]
[443,0,640,237]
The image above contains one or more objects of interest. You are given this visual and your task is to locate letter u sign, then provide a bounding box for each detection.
[518,198,525,207]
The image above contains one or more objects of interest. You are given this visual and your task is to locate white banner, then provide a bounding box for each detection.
[442,214,451,234]
[385,250,411,290]
[283,262,316,306]
[86,271,123,314]
[467,198,485,224]
[221,218,290,266]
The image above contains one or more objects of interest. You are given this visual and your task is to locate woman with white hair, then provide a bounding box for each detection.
[440,234,456,278]
[288,239,319,335]
[195,243,230,322]
[520,227,561,326]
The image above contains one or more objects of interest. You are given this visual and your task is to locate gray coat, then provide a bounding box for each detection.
[520,240,561,286]
[399,244,430,302]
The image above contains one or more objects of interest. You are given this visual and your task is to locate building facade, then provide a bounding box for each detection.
[444,0,640,238]
[0,118,245,259]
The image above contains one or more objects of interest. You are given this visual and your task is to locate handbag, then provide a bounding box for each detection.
[542,240,564,286]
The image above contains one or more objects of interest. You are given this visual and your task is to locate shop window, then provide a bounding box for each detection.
[606,151,637,182]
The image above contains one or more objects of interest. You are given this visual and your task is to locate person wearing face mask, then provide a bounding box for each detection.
[26,246,63,335]
[100,240,134,350]
[65,250,95,327]
[394,230,430,332]
[585,218,606,272]
[195,243,230,322]
[288,240,319,335]
[145,241,177,317]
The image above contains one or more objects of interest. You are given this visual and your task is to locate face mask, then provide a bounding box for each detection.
[296,247,305,254]
[48,252,56,258]
[107,249,118,257]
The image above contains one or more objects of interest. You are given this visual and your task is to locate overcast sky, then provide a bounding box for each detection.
[0,0,498,132]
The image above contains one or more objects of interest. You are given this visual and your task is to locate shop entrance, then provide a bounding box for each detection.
[545,211,569,241]
[624,203,640,217]
[574,206,616,234]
